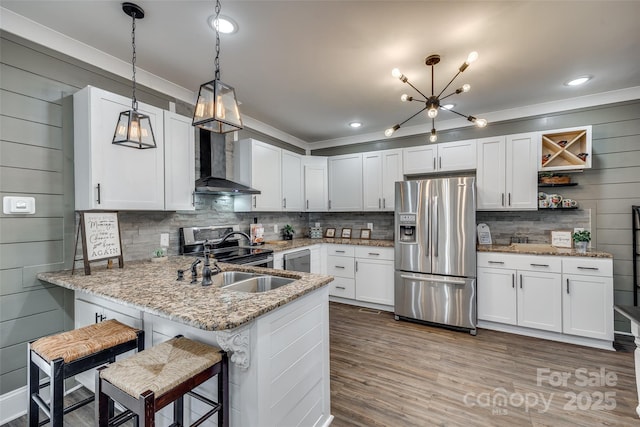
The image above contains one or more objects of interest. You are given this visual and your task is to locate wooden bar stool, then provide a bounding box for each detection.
[28,319,144,427]
[96,335,229,427]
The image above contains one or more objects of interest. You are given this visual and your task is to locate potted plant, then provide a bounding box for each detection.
[282,224,295,241]
[151,247,168,262]
[572,230,591,254]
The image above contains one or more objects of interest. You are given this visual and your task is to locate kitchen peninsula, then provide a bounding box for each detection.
[37,258,334,427]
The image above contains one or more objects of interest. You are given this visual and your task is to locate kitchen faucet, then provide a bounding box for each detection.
[190,258,201,284]
[201,242,221,286]
[219,231,251,245]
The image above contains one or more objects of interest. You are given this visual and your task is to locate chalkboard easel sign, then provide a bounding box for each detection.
[74,211,124,275]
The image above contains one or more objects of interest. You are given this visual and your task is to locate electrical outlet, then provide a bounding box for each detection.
[315,222,320,227]
[367,223,373,231]
[274,224,278,233]
[160,233,169,247]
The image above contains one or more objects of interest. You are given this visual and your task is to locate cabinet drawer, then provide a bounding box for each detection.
[477,252,520,269]
[354,246,394,260]
[512,255,561,273]
[329,277,355,299]
[327,255,355,278]
[326,245,355,257]
[562,257,612,277]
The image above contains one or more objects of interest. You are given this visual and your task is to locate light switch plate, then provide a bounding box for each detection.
[160,233,169,247]
[3,196,36,214]
[367,223,373,231]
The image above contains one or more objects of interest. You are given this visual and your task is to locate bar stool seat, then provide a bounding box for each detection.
[96,336,229,427]
[28,319,144,427]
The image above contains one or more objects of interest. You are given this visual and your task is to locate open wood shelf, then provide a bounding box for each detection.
[538,182,579,188]
[539,126,592,171]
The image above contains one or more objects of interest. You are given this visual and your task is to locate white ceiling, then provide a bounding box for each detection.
[2,1,640,145]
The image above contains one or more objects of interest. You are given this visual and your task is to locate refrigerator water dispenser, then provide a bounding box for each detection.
[398,213,416,243]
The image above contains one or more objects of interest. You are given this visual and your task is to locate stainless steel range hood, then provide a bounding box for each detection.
[195,130,260,196]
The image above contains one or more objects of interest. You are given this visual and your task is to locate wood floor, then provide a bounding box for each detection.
[6,302,639,426]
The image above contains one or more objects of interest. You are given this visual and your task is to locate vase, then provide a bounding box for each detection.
[575,241,588,254]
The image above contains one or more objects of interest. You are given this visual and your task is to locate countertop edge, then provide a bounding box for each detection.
[476,245,612,258]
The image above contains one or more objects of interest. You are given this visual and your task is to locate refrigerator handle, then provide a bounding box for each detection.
[433,195,438,258]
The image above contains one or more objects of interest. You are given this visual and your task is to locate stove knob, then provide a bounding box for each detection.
[177,269,184,281]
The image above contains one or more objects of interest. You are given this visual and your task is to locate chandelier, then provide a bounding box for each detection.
[385,52,487,143]
[112,2,157,149]
[192,0,243,133]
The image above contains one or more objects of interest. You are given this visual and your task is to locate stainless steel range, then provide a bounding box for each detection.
[179,225,274,267]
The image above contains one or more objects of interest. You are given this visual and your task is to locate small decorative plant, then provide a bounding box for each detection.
[283,224,295,240]
[151,248,167,262]
[572,230,591,253]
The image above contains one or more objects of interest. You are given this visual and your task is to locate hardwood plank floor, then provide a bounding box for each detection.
[5,302,639,426]
[329,302,639,427]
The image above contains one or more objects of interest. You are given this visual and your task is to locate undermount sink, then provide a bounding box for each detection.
[223,275,296,293]
[216,271,262,286]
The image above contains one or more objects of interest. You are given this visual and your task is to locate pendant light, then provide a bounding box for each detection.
[192,0,243,133]
[112,2,157,149]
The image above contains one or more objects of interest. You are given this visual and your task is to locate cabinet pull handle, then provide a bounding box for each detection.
[508,193,511,206]
[335,250,346,253]
[566,278,570,294]
[368,252,380,256]
[501,193,505,206]
[378,198,381,209]
[512,273,515,288]
[283,198,286,209]
[577,266,599,271]
[328,200,332,209]
[335,265,345,269]
[192,192,195,206]
[306,200,309,210]
[95,312,100,323]
[433,158,436,170]
[439,157,442,169]
[253,196,257,208]
[336,286,346,290]
[383,198,386,209]
[488,261,504,264]
[530,263,550,267]
[519,274,523,288]
[97,183,101,204]
[355,261,358,272]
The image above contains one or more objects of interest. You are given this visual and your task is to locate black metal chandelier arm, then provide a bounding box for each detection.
[437,69,462,99]
[445,107,471,119]
[403,79,430,100]
[396,106,428,128]
[438,91,461,102]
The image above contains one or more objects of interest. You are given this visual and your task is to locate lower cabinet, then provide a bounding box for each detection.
[477,252,614,349]
[325,244,394,310]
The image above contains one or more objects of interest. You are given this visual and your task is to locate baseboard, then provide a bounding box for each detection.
[328,296,393,313]
[0,383,82,425]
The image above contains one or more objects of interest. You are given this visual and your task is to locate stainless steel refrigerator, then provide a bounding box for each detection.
[394,177,477,334]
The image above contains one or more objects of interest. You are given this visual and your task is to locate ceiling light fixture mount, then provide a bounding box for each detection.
[112,2,157,149]
[385,51,487,143]
[193,0,243,133]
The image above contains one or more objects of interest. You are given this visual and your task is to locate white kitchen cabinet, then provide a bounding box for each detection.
[74,86,165,210]
[164,111,195,211]
[234,138,282,211]
[477,253,562,333]
[562,258,614,341]
[74,293,142,391]
[402,140,476,175]
[303,156,328,211]
[477,133,537,210]
[282,150,304,211]
[363,149,403,211]
[326,245,356,299]
[354,247,394,306]
[328,153,363,211]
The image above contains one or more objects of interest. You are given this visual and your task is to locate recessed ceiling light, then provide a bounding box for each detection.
[441,104,454,110]
[565,76,592,86]
[208,15,238,34]
[349,122,362,128]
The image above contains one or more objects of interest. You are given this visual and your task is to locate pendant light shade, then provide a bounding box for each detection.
[193,0,243,133]
[113,2,157,149]
[193,79,242,133]
[113,109,156,149]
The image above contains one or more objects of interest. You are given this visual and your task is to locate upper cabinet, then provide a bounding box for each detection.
[328,153,363,211]
[363,149,403,211]
[234,138,282,212]
[73,86,194,211]
[303,156,328,211]
[477,133,537,211]
[402,140,476,175]
[164,111,195,211]
[539,126,592,171]
[282,151,304,211]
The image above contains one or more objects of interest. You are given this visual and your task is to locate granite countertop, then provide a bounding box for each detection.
[477,243,612,258]
[260,238,394,252]
[614,305,640,325]
[37,257,333,331]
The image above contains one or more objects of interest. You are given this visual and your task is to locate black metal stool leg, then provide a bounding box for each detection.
[27,347,40,427]
[220,351,229,427]
[50,358,65,427]
[174,395,184,425]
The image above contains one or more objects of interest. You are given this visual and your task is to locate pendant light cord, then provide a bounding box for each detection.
[131,11,138,111]
[214,0,221,80]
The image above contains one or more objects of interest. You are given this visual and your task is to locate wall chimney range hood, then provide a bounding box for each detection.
[196,130,260,196]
